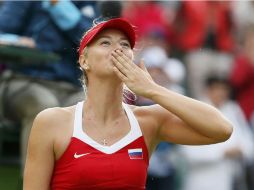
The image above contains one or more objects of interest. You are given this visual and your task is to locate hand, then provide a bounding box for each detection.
[18,37,36,48]
[0,35,35,48]
[111,50,157,98]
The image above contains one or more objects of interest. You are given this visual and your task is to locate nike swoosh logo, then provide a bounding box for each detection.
[74,152,91,159]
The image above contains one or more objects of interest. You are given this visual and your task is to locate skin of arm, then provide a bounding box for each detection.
[23,109,57,190]
[148,86,233,145]
[111,50,233,146]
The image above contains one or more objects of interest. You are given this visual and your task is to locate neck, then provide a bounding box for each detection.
[83,78,124,124]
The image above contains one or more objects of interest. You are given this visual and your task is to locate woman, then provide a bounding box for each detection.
[23,18,233,190]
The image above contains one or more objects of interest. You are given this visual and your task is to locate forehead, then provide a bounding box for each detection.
[94,28,129,41]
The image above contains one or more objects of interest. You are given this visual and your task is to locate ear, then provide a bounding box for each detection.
[79,54,90,71]
[79,54,86,66]
[82,64,90,71]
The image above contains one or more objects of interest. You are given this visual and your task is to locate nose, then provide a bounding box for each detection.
[114,48,123,53]
[113,43,123,52]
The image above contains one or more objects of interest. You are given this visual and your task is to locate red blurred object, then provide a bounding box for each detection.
[230,55,254,121]
[173,1,235,52]
[122,2,173,43]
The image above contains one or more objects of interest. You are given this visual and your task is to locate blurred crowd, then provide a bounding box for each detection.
[0,1,254,190]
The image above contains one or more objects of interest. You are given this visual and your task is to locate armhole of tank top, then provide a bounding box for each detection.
[122,103,143,137]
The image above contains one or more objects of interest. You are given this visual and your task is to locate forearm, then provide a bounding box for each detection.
[148,84,233,141]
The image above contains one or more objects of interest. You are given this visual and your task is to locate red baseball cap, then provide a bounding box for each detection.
[79,18,136,56]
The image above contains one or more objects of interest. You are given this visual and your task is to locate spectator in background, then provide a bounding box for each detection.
[173,1,234,53]
[230,25,254,123]
[147,142,176,190]
[172,1,235,99]
[97,1,122,19]
[178,75,254,190]
[136,46,185,190]
[0,64,5,73]
[251,113,254,130]
[122,1,174,49]
[136,46,185,105]
[232,1,254,44]
[0,1,98,172]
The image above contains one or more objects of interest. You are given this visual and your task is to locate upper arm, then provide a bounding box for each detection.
[23,109,56,190]
[150,105,219,145]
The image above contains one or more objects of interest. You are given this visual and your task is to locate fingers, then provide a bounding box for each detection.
[111,51,133,78]
[111,50,151,84]
[111,50,135,70]
[111,55,128,75]
[139,59,148,73]
[113,66,128,81]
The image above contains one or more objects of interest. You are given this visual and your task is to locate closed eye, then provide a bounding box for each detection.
[101,40,111,46]
[120,41,131,48]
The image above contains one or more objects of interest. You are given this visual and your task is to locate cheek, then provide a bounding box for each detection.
[88,48,110,66]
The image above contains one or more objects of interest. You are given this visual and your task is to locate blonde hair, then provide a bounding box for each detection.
[79,47,89,100]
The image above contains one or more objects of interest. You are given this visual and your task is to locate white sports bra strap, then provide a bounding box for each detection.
[72,101,143,154]
[73,101,83,137]
[122,103,142,136]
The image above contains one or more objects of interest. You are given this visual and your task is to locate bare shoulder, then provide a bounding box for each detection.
[29,105,76,159]
[129,104,158,130]
[129,104,156,115]
[34,106,75,127]
[129,104,173,122]
[32,106,75,138]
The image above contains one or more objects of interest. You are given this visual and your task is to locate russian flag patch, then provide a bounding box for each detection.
[128,148,143,159]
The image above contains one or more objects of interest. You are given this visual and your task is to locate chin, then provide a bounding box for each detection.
[98,67,118,79]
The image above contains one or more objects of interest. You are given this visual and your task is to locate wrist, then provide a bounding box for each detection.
[144,83,163,100]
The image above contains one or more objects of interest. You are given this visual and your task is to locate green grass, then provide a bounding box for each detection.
[0,165,21,190]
